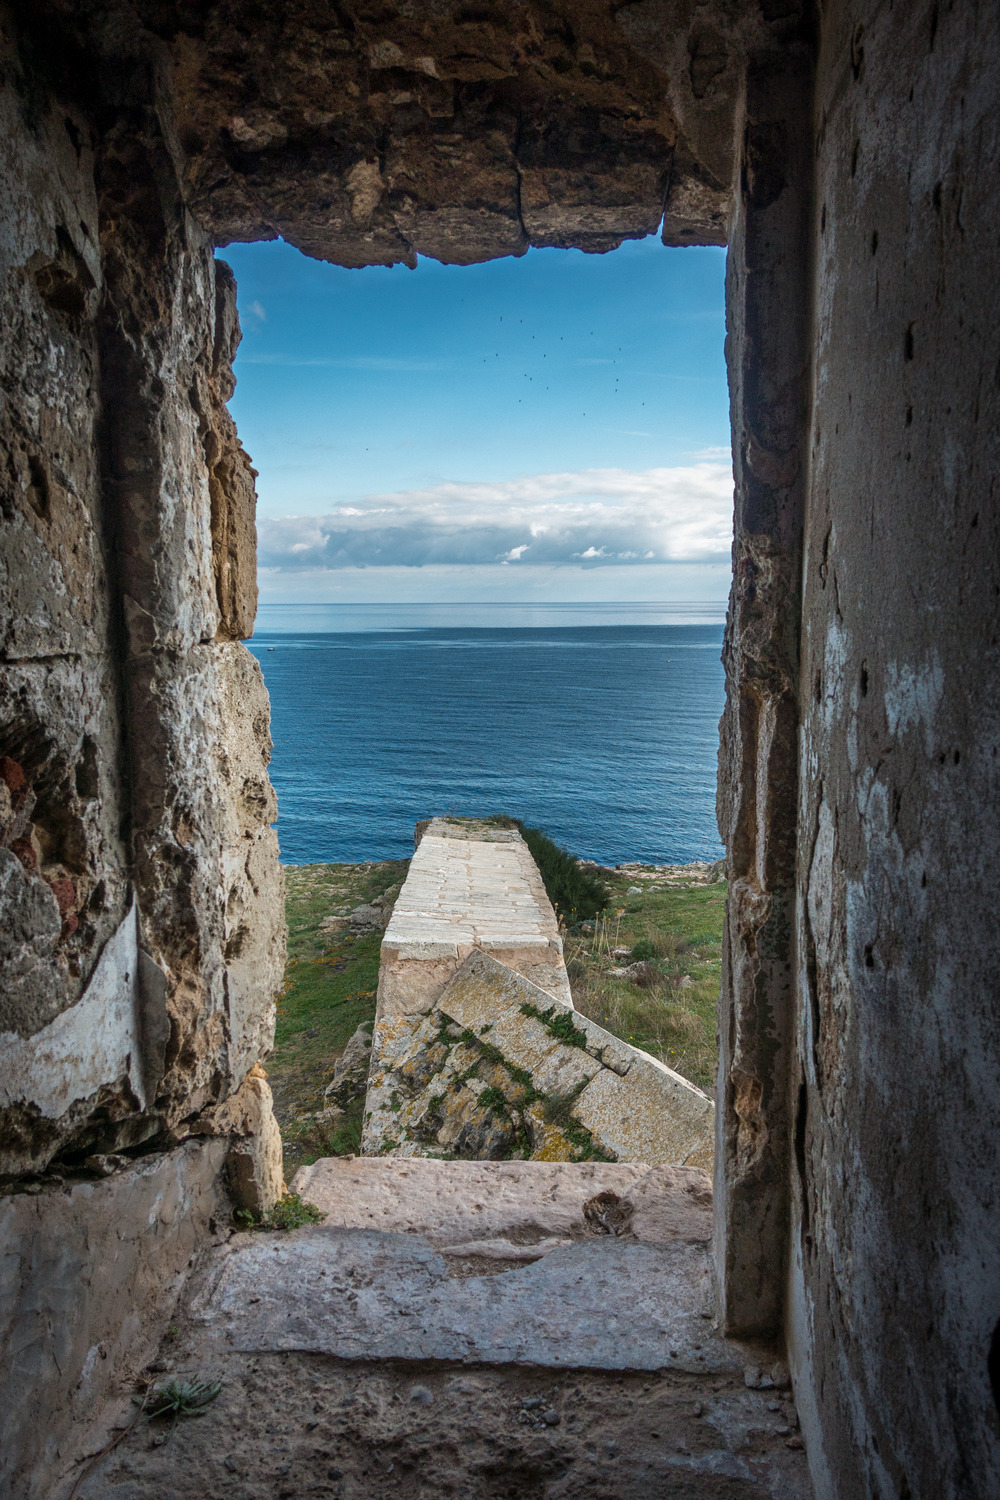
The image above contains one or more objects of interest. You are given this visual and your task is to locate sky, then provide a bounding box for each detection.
[220,235,733,605]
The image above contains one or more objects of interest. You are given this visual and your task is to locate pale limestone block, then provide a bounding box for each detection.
[575,1057,714,1167]
[186,1232,735,1375]
[437,954,540,1029]
[215,1067,284,1213]
[623,1164,713,1244]
[291,1157,650,1244]
[376,954,461,1017]
[474,1007,600,1097]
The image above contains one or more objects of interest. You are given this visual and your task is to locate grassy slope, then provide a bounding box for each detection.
[565,870,725,1093]
[269,858,725,1175]
[271,859,409,1176]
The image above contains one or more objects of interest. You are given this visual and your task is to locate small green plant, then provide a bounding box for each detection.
[324,1113,363,1155]
[477,1085,510,1116]
[520,1001,588,1050]
[137,1376,222,1432]
[234,1192,326,1232]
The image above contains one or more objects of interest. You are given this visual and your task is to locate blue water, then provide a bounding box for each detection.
[248,603,727,866]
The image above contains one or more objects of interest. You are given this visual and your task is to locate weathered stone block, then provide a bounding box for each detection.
[0,655,131,1040]
[574,1059,715,1170]
[0,1140,228,1500]
[0,60,107,661]
[214,1066,284,1215]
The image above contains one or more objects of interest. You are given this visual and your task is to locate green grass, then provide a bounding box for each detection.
[268,859,408,1174]
[565,871,726,1093]
[487,816,609,920]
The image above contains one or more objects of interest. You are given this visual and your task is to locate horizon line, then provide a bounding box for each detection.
[255,598,727,606]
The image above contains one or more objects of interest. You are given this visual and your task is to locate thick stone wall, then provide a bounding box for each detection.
[0,1,283,1178]
[787,3,1000,1495]
[0,8,284,1488]
[0,1140,229,1500]
[714,6,814,1341]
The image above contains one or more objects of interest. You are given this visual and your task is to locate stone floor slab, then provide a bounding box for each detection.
[187,1228,741,1376]
[290,1157,714,1251]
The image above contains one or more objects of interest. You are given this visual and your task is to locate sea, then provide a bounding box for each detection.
[246,602,728,867]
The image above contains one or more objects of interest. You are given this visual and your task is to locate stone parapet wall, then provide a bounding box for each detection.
[365,948,714,1165]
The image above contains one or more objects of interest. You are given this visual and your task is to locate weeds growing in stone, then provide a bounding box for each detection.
[235,1192,326,1232]
[140,1377,222,1429]
[519,1001,588,1049]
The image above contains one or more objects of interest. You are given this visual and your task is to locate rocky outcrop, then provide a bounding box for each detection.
[322,1021,373,1112]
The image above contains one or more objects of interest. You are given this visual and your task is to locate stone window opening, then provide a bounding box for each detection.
[4,6,997,1498]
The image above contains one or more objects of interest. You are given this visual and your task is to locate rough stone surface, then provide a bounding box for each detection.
[291,1156,713,1261]
[0,9,284,1483]
[125,0,745,263]
[713,11,814,1342]
[213,1065,285,1215]
[185,1229,738,1373]
[71,1356,811,1500]
[0,1139,229,1500]
[367,824,713,1169]
[56,1158,808,1499]
[785,5,1000,1497]
[4,3,1000,1497]
[323,1022,374,1110]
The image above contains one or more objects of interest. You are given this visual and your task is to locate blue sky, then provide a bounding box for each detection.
[220,235,733,604]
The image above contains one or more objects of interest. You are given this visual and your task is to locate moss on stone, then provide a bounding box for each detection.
[519,1001,588,1050]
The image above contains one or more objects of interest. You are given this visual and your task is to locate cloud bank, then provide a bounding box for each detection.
[257,463,734,571]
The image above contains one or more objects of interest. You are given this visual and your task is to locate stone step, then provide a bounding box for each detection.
[66,1157,812,1500]
[291,1155,713,1266]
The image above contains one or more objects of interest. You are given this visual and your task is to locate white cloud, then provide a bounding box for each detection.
[256,462,734,571]
[247,299,267,322]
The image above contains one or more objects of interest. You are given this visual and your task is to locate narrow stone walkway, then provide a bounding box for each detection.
[378,818,573,1015]
[65,1160,813,1500]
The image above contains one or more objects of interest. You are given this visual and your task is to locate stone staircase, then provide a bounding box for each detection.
[59,829,809,1497]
